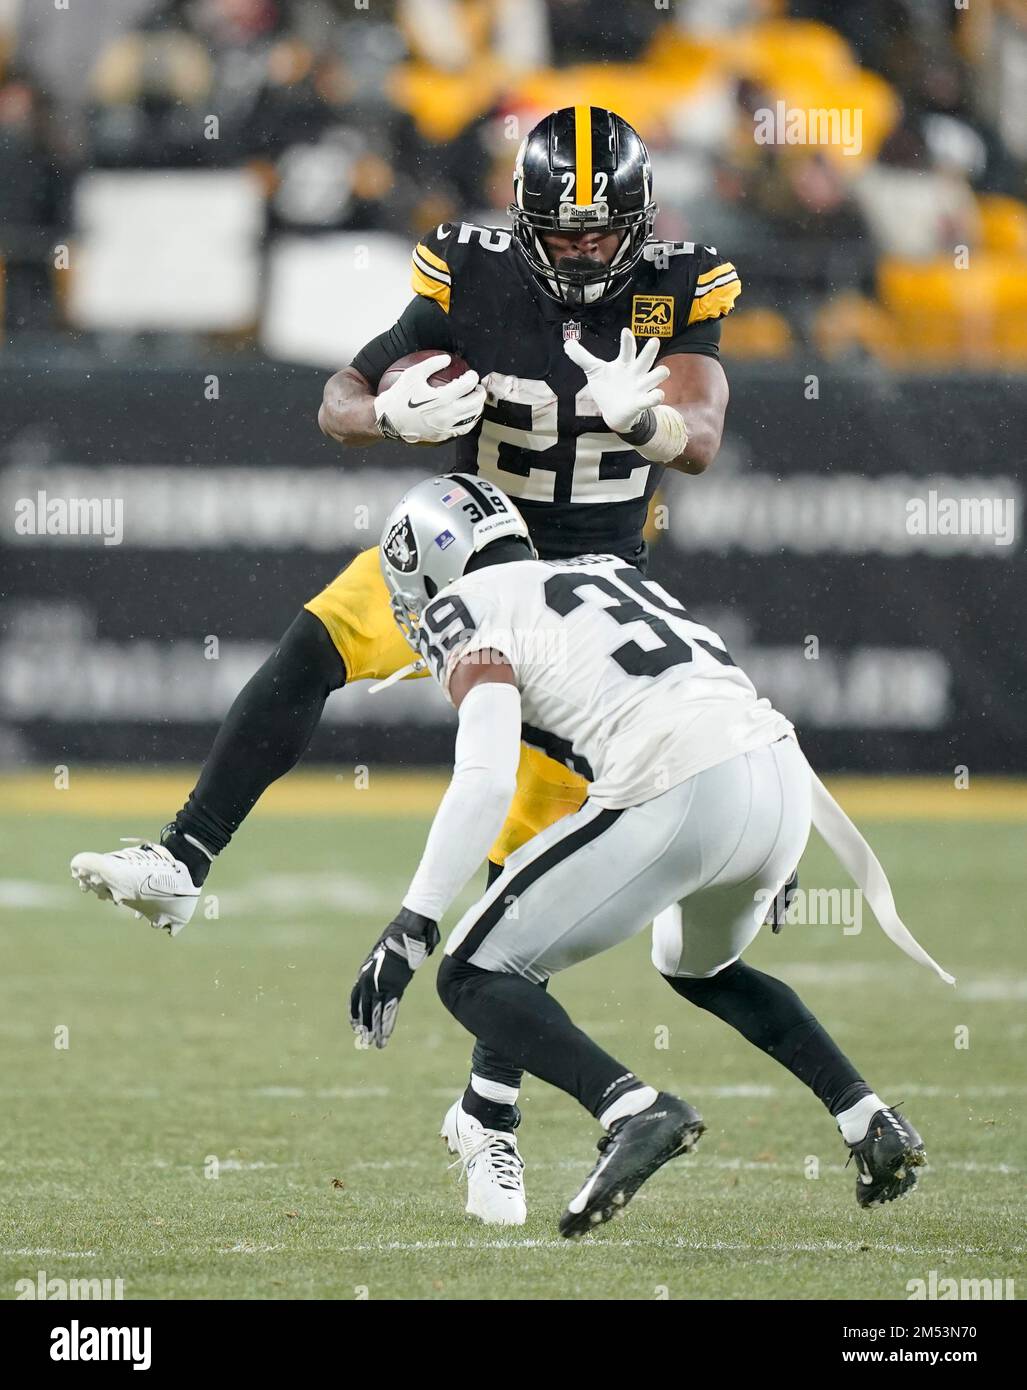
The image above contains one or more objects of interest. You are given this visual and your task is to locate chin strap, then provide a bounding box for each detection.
[368,658,427,694]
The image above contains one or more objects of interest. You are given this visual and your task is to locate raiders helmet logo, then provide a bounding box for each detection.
[383,515,418,572]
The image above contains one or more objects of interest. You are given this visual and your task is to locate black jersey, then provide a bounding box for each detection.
[352,221,741,565]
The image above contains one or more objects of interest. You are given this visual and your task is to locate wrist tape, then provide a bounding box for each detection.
[618,404,688,463]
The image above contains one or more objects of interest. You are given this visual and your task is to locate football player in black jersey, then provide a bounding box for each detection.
[322,108,738,561]
[71,107,742,1226]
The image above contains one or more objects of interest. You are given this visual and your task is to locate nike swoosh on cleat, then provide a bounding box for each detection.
[568,1148,616,1214]
[137,876,196,898]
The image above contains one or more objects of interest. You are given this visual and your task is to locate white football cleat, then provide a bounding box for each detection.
[70,842,199,936]
[441,1098,527,1226]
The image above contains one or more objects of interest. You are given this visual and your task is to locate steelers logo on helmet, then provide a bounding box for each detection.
[509,105,657,307]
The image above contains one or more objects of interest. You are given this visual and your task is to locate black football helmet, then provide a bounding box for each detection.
[509,106,657,307]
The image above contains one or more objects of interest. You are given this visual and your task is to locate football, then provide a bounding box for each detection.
[378,349,472,394]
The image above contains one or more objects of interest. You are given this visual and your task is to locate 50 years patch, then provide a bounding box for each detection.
[631,295,674,337]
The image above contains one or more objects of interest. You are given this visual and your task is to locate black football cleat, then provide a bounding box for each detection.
[559,1093,704,1238]
[845,1106,927,1208]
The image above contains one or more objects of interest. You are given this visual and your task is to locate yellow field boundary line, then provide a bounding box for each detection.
[1,770,1026,821]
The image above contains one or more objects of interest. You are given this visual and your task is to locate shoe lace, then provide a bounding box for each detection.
[116,839,164,864]
[448,1131,524,1192]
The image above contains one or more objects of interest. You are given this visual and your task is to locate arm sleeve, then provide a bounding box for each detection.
[350,294,460,390]
[402,682,522,922]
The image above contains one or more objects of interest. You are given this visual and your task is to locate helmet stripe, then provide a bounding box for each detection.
[574,104,592,207]
[453,473,497,517]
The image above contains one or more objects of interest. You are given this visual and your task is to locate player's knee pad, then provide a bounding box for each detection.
[662,958,743,1004]
[436,954,489,1018]
[272,609,346,694]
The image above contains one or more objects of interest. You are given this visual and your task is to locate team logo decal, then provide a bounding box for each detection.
[435,529,456,550]
[562,320,582,341]
[383,515,418,572]
[631,294,674,338]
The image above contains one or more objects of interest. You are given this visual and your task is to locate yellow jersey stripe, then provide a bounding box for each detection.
[574,104,592,206]
[697,261,736,286]
[411,264,451,313]
[693,269,740,299]
[414,241,450,275]
[412,248,450,285]
[687,278,741,324]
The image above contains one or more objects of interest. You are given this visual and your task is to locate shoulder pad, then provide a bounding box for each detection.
[410,222,514,314]
[642,240,742,325]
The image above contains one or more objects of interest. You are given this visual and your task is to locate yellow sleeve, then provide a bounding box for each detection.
[411,239,452,313]
[687,261,742,325]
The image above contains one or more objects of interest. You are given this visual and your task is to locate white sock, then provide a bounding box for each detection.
[836,1092,887,1144]
[183,833,215,862]
[599,1084,659,1131]
[469,1073,520,1107]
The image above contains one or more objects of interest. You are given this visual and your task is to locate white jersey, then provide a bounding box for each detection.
[420,555,793,809]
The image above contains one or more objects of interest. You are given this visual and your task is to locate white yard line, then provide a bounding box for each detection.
[351,1156,1020,1176]
[2,1248,97,1258]
[310,1237,1013,1257]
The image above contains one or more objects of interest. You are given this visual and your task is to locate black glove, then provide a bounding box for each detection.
[764,867,799,934]
[349,907,440,1049]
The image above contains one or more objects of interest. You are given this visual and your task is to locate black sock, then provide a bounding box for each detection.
[664,961,870,1117]
[469,1038,525,1092]
[160,829,213,890]
[468,969,549,1096]
[438,956,642,1120]
[460,1084,521,1133]
[162,610,345,886]
[464,860,532,1097]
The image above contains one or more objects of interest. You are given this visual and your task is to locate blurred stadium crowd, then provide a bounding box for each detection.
[2,0,1027,364]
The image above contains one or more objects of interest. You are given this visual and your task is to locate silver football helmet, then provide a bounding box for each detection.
[379,473,533,650]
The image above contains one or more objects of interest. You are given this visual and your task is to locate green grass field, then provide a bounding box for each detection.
[1,773,1024,1301]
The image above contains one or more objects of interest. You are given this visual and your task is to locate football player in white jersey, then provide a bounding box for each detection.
[351,474,953,1236]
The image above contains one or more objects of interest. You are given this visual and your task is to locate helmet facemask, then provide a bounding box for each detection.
[509,203,655,307]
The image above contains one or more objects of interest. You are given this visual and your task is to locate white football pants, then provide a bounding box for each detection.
[445,736,811,983]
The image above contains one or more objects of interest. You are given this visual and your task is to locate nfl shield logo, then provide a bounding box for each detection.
[562,320,581,341]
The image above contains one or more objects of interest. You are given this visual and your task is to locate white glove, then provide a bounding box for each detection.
[564,327,670,434]
[374,354,486,445]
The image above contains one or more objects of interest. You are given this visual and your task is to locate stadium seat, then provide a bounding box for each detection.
[726,20,900,166]
[639,31,725,87]
[977,194,1027,256]
[811,293,900,366]
[387,57,505,141]
[878,253,1027,366]
[728,19,855,87]
[719,307,794,360]
[510,64,702,139]
[261,232,414,368]
[68,170,265,333]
